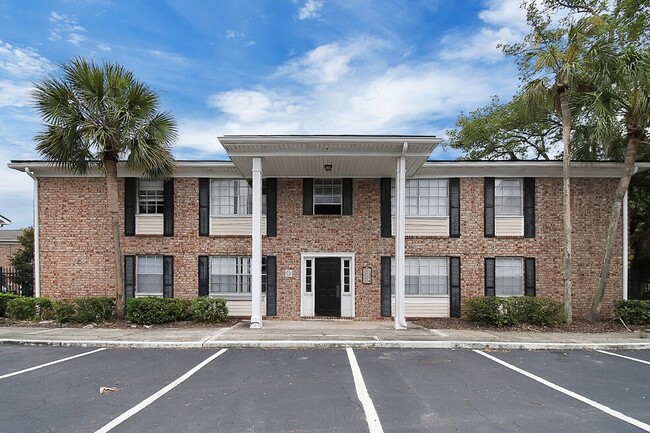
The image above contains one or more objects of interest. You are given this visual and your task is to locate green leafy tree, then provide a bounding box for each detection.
[9,227,34,296]
[31,58,177,318]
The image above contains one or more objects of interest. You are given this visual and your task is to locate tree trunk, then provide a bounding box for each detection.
[104,156,125,320]
[559,86,573,324]
[590,132,641,321]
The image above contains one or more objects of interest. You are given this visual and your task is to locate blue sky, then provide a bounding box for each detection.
[0,0,530,228]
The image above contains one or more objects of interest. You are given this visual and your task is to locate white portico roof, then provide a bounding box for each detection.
[218,135,441,178]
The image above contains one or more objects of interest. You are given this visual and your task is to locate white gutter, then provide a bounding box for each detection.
[24,168,40,298]
[394,142,408,330]
[623,191,628,300]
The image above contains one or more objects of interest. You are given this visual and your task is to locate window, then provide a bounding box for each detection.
[209,256,267,294]
[210,179,267,216]
[391,179,448,217]
[305,259,313,293]
[136,255,163,296]
[314,179,342,215]
[495,257,523,296]
[495,179,522,216]
[391,257,449,296]
[138,180,164,214]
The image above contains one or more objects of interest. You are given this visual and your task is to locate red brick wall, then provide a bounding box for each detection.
[37,176,623,319]
[0,243,20,268]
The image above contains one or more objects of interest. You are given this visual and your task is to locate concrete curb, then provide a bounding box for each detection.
[2,338,650,350]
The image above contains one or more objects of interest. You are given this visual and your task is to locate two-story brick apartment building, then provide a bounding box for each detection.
[9,135,649,327]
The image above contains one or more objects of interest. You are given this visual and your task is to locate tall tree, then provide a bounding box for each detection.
[500,4,594,324]
[9,227,34,297]
[31,58,177,318]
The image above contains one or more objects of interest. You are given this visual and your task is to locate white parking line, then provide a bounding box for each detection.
[346,348,384,433]
[474,350,650,432]
[94,348,228,433]
[0,348,106,380]
[596,350,650,365]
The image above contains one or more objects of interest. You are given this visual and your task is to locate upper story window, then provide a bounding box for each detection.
[210,179,267,216]
[391,257,449,296]
[495,179,522,216]
[138,180,164,214]
[495,257,523,296]
[209,256,267,294]
[314,179,342,215]
[392,179,449,217]
[136,255,163,296]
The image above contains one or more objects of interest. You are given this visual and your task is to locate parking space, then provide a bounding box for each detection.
[0,346,648,433]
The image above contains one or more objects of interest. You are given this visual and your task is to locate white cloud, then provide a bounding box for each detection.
[0,41,54,78]
[0,80,32,107]
[298,0,323,20]
[48,10,87,46]
[440,0,528,62]
[97,43,111,51]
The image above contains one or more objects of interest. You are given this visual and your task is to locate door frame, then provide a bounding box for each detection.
[300,252,355,318]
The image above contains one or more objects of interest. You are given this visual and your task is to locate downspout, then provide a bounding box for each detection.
[25,168,40,298]
[623,166,637,300]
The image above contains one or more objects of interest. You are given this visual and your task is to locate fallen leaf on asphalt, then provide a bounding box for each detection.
[100,387,118,394]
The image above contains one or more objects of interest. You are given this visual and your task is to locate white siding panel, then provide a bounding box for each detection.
[495,216,524,236]
[391,296,450,318]
[135,215,163,235]
[224,297,267,317]
[210,216,267,236]
[391,217,449,236]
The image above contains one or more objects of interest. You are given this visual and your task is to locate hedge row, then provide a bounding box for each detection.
[614,300,650,325]
[126,297,228,325]
[1,296,228,325]
[465,296,563,327]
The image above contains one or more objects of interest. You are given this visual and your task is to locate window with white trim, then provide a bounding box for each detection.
[391,257,449,296]
[136,255,163,296]
[209,256,267,294]
[495,178,522,216]
[391,179,449,216]
[210,179,267,216]
[495,257,523,296]
[314,178,342,215]
[138,180,164,214]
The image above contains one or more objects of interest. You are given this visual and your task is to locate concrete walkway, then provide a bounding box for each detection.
[1,320,649,350]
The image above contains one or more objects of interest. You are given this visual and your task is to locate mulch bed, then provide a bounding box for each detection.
[413,317,649,333]
[0,317,241,330]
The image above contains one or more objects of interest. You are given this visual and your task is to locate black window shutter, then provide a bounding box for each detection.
[266,178,277,237]
[524,257,536,297]
[380,256,392,317]
[266,256,277,316]
[449,178,461,238]
[163,255,174,298]
[199,178,210,236]
[163,179,174,237]
[524,177,536,238]
[303,178,313,215]
[484,177,495,237]
[124,255,135,302]
[485,258,496,296]
[198,255,209,296]
[450,257,461,317]
[342,178,353,215]
[124,178,136,236]
[380,178,392,238]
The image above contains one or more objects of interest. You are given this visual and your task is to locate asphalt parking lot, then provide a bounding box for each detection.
[0,346,648,433]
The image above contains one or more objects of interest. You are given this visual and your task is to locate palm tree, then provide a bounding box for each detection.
[503,6,593,324]
[31,58,177,319]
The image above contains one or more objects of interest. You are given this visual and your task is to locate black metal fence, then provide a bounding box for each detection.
[0,267,34,297]
[629,268,650,300]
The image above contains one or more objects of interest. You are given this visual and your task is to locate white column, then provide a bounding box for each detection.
[394,143,407,329]
[250,158,263,329]
[25,168,40,297]
[623,191,629,300]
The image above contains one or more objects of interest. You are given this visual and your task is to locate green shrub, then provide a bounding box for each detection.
[465,296,562,327]
[614,300,650,325]
[6,297,54,321]
[126,297,190,325]
[73,297,115,324]
[0,293,19,317]
[190,297,228,323]
[54,300,76,323]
